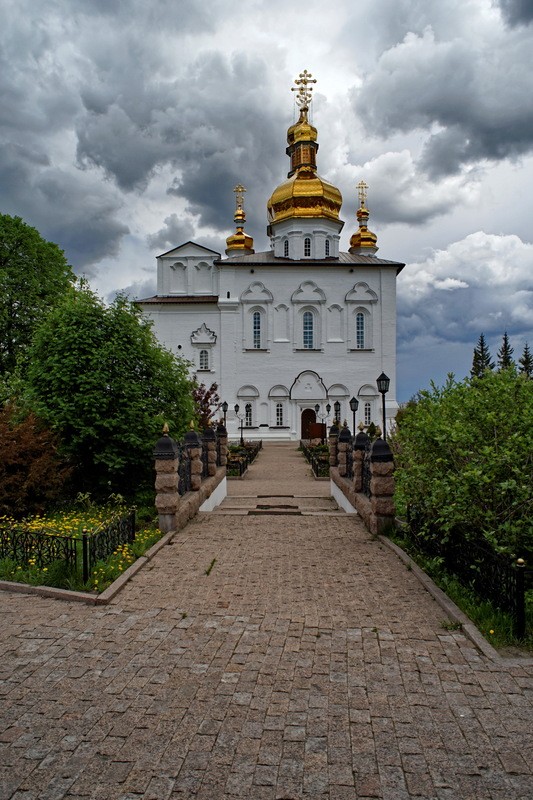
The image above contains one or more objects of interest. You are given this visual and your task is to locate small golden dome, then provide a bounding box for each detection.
[226,184,254,255]
[349,181,378,253]
[287,110,318,146]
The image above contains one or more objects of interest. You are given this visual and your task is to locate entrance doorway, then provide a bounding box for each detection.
[301,408,316,439]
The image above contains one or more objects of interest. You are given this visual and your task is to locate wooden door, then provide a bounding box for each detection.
[301,408,316,439]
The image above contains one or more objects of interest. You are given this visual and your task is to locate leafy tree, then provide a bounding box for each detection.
[192,382,220,429]
[497,331,515,370]
[25,286,194,495]
[471,333,494,378]
[519,342,533,378]
[392,370,533,558]
[0,214,75,375]
[0,405,72,518]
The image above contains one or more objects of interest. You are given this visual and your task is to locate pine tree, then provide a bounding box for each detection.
[471,333,494,378]
[497,331,515,370]
[518,342,533,378]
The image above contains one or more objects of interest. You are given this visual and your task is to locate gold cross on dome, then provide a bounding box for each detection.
[291,69,317,110]
[357,180,369,207]
[234,184,246,209]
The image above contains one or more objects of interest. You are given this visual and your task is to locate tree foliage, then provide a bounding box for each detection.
[0,405,72,518]
[519,342,533,378]
[497,331,514,370]
[25,286,194,495]
[192,382,220,429]
[471,332,494,378]
[0,214,75,375]
[392,370,533,558]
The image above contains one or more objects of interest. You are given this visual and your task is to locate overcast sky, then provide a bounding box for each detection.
[2,0,532,400]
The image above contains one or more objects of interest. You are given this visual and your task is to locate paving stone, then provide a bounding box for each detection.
[1,443,532,799]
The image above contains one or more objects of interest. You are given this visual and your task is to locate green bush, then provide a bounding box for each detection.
[392,370,533,558]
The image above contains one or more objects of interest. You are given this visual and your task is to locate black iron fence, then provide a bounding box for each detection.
[299,441,330,477]
[177,443,192,495]
[406,508,530,639]
[1,510,136,586]
[362,442,372,497]
[345,444,354,479]
[226,440,263,476]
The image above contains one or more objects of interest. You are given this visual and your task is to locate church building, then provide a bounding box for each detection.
[138,71,404,441]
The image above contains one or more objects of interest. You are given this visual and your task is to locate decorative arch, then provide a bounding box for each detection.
[241,281,273,303]
[328,384,349,398]
[358,384,378,397]
[291,281,326,304]
[345,282,378,304]
[268,385,289,398]
[190,322,217,346]
[237,385,260,398]
[289,370,328,401]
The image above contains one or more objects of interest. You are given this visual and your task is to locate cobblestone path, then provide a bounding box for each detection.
[1,444,532,799]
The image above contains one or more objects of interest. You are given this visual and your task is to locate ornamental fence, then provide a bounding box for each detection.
[226,440,263,476]
[299,441,330,477]
[0,509,136,586]
[407,507,531,639]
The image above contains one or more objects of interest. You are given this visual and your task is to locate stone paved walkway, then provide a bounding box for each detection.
[1,444,532,799]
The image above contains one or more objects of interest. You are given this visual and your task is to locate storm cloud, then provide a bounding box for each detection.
[1,0,532,398]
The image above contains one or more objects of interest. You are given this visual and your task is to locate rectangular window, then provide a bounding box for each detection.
[356,313,365,349]
[276,402,283,426]
[199,349,209,370]
[303,311,314,349]
[245,403,252,427]
[253,311,261,349]
[364,402,371,426]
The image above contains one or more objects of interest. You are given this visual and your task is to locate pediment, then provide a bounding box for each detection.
[289,370,328,401]
[158,241,221,260]
[291,281,326,304]
[241,281,273,303]
[190,323,217,346]
[345,282,378,303]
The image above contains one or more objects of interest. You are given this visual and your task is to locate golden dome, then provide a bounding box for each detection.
[349,192,378,253]
[267,168,342,223]
[226,184,254,255]
[267,76,342,225]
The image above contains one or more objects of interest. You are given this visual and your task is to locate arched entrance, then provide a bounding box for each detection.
[301,408,316,439]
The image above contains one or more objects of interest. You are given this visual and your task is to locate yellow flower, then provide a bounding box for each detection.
[489,629,494,635]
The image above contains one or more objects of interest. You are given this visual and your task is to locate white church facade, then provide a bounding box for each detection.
[139,72,404,441]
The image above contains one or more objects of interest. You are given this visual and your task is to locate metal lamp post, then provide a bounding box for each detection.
[221,401,228,427]
[349,396,359,436]
[326,403,331,427]
[376,373,390,440]
[234,403,245,447]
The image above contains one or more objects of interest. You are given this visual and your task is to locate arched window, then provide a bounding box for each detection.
[364,402,372,426]
[253,310,262,349]
[303,310,314,349]
[199,349,209,370]
[325,239,330,257]
[283,239,289,258]
[276,402,284,426]
[356,312,365,349]
[304,237,311,257]
[245,403,252,427]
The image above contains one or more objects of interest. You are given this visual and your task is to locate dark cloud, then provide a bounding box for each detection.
[147,214,195,252]
[353,26,533,176]
[497,0,533,26]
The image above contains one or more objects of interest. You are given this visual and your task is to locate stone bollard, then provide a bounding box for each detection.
[184,427,202,491]
[216,422,228,466]
[337,423,352,477]
[202,425,217,477]
[369,437,395,534]
[352,428,370,492]
[328,421,339,467]
[153,428,179,533]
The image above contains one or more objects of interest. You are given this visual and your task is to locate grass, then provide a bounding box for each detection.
[390,531,533,652]
[0,508,163,593]
[205,557,217,576]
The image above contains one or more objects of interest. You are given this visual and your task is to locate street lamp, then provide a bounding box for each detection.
[221,401,228,427]
[376,373,390,440]
[326,403,331,427]
[334,400,341,424]
[234,403,245,447]
[349,396,359,435]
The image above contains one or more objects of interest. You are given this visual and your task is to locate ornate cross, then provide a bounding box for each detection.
[234,184,246,210]
[291,70,317,110]
[356,180,369,207]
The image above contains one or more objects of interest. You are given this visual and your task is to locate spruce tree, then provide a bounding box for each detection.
[519,342,533,378]
[471,333,494,378]
[497,331,515,370]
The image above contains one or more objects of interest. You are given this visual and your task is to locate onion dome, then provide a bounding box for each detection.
[349,180,379,254]
[226,184,254,256]
[267,71,342,225]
